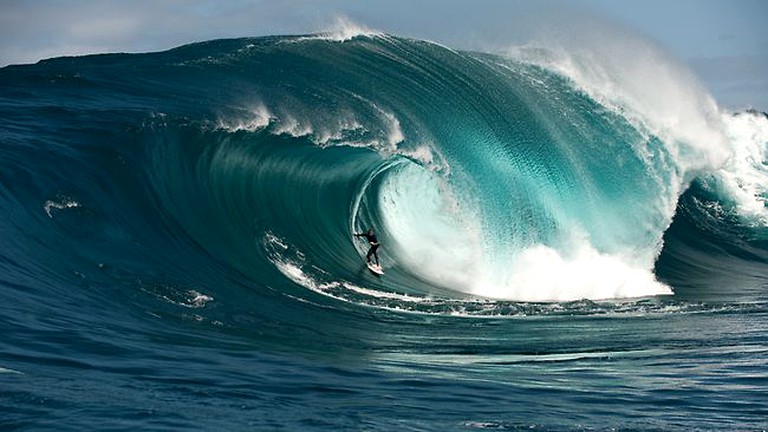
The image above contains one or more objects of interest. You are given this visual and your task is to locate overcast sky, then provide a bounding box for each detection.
[2,0,766,110]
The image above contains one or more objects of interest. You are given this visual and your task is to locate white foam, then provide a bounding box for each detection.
[43,197,81,218]
[341,282,431,303]
[274,260,323,292]
[474,243,672,302]
[288,16,383,44]
[370,104,405,152]
[217,104,273,132]
[714,111,768,225]
[312,115,366,147]
[264,231,288,251]
[272,114,313,137]
[185,290,214,308]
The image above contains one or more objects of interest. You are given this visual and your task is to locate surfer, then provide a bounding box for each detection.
[355,228,380,266]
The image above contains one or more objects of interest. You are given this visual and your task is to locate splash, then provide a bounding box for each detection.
[705,110,768,226]
[320,16,383,42]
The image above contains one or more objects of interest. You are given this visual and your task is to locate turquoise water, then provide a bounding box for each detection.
[1,33,767,430]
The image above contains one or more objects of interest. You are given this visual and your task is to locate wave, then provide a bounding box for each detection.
[139,35,756,303]
[3,26,768,432]
[2,32,766,311]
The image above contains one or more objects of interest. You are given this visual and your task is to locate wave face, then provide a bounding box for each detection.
[3,34,765,306]
[2,34,768,430]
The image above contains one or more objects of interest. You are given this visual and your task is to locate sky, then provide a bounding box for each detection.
[1,0,766,110]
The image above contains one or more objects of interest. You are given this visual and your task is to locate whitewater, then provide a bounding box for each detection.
[1,23,767,431]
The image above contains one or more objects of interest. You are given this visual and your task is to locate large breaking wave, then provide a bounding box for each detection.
[2,28,766,311]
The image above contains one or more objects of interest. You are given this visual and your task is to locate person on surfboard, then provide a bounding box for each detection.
[355,228,380,266]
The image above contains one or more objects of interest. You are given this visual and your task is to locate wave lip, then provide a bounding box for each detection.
[299,16,385,43]
[323,16,383,41]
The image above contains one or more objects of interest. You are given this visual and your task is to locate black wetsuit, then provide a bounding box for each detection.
[355,231,380,265]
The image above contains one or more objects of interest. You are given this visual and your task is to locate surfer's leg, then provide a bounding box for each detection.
[366,248,373,263]
[372,244,380,265]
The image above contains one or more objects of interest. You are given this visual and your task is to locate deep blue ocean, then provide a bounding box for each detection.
[1,30,767,431]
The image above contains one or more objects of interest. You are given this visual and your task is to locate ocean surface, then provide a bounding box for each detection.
[1,29,767,431]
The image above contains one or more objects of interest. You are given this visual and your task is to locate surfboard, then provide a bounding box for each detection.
[366,262,384,275]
